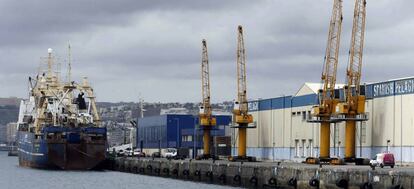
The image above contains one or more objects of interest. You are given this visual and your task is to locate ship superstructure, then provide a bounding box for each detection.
[17,48,107,170]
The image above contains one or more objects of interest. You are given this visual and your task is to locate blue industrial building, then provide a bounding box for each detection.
[136,114,231,155]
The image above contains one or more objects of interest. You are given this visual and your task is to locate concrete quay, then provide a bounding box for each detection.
[113,157,414,188]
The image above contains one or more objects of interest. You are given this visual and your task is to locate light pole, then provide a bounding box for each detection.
[272,142,275,162]
[338,141,341,157]
[359,121,362,157]
[386,140,391,152]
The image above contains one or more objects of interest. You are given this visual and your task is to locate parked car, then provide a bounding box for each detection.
[174,148,189,160]
[117,150,125,157]
[124,147,133,156]
[133,149,146,157]
[370,152,395,168]
[165,148,177,158]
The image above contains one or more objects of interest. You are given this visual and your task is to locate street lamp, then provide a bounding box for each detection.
[386,140,391,152]
[272,142,275,162]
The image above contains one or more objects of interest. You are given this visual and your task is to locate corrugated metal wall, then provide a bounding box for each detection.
[136,114,231,150]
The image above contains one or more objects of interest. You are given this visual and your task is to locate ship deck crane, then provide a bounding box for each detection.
[335,0,368,162]
[197,39,216,160]
[229,25,255,162]
[307,0,343,164]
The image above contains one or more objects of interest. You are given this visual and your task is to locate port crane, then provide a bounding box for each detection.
[230,25,255,162]
[307,0,343,164]
[335,0,368,162]
[198,39,216,159]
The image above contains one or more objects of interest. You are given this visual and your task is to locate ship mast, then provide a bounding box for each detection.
[67,43,72,83]
[47,48,53,79]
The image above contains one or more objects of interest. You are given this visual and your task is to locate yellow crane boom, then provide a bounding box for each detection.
[232,25,253,161]
[336,0,367,162]
[199,39,216,159]
[320,0,343,112]
[346,0,366,99]
[309,0,343,162]
[236,25,249,117]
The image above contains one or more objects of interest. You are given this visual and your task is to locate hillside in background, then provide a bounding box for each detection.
[0,97,21,107]
[0,97,233,125]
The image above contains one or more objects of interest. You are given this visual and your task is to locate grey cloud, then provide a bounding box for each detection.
[1,0,414,102]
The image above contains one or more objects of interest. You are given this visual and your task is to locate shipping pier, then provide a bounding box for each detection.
[113,157,413,188]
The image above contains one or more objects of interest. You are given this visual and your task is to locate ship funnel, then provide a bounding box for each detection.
[48,48,53,54]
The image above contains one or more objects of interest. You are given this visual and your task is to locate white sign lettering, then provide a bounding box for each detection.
[373,82,394,97]
[395,79,414,95]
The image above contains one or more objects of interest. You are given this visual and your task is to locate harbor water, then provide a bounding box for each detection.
[0,152,235,189]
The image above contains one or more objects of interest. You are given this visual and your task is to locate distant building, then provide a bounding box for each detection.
[160,108,189,115]
[107,122,134,147]
[136,114,232,157]
[212,110,232,116]
[107,128,123,147]
[0,124,7,144]
[6,122,17,145]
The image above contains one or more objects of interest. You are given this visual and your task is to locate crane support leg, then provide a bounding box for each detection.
[203,129,211,157]
[320,122,331,160]
[345,120,356,161]
[238,127,247,158]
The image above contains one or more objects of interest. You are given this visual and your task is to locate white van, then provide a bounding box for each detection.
[164,148,177,158]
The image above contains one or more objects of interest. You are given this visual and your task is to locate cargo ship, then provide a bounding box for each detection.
[16,48,107,170]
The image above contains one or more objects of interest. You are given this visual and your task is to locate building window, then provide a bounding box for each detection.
[302,111,307,121]
[182,135,193,142]
[297,111,301,115]
[308,111,312,119]
[292,112,296,116]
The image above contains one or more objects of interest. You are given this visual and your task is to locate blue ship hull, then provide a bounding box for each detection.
[17,127,107,170]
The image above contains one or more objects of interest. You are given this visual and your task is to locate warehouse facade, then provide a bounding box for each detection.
[137,114,232,157]
[237,76,414,163]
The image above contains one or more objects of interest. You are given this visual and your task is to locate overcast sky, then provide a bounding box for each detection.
[0,0,413,103]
